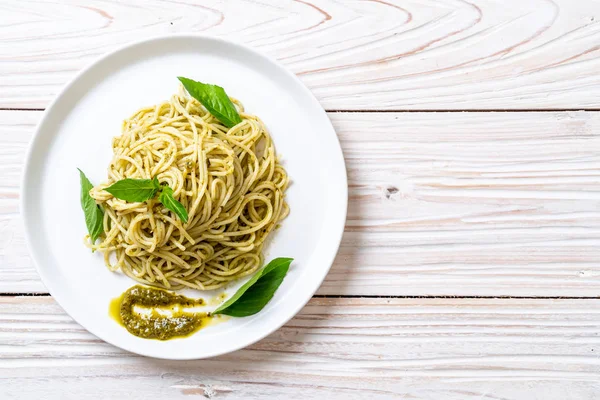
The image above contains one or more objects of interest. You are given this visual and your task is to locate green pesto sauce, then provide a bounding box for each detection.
[109,285,211,341]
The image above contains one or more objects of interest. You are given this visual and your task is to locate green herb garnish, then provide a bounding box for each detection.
[104,177,188,223]
[213,257,293,317]
[104,177,160,202]
[159,186,188,223]
[78,169,104,243]
[178,77,242,128]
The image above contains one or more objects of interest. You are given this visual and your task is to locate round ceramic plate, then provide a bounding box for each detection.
[21,35,347,359]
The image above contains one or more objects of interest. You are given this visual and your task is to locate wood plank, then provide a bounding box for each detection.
[0,296,599,399]
[2,0,600,110]
[3,110,600,296]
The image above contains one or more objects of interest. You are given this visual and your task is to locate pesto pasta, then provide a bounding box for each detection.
[85,85,289,291]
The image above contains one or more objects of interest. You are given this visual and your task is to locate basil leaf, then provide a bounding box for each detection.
[178,77,242,128]
[213,257,293,317]
[158,186,188,223]
[78,169,104,243]
[105,177,160,202]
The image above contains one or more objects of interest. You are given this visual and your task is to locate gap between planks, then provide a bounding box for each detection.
[1,293,599,299]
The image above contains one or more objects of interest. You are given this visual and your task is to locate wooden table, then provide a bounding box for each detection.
[2,1,600,398]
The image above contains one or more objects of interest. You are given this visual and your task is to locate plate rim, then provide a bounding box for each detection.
[20,34,348,359]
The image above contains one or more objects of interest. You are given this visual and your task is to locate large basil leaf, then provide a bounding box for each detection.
[213,257,293,317]
[178,77,242,128]
[78,169,104,243]
[105,177,160,202]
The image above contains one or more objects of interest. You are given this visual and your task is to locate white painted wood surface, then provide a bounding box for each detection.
[3,0,600,398]
[2,0,600,110]
[2,110,599,296]
[1,296,600,399]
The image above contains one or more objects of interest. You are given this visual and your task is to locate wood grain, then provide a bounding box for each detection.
[2,0,600,110]
[0,296,599,399]
[3,110,600,296]
[4,1,600,397]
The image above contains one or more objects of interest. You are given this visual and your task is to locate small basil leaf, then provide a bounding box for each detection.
[213,257,293,317]
[105,178,160,202]
[158,186,188,223]
[78,169,104,243]
[178,77,242,128]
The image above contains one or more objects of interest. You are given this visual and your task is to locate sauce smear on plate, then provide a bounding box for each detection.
[109,285,212,340]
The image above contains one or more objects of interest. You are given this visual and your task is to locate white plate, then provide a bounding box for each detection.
[21,35,347,359]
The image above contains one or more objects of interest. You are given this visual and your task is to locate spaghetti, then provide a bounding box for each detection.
[86,85,289,291]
